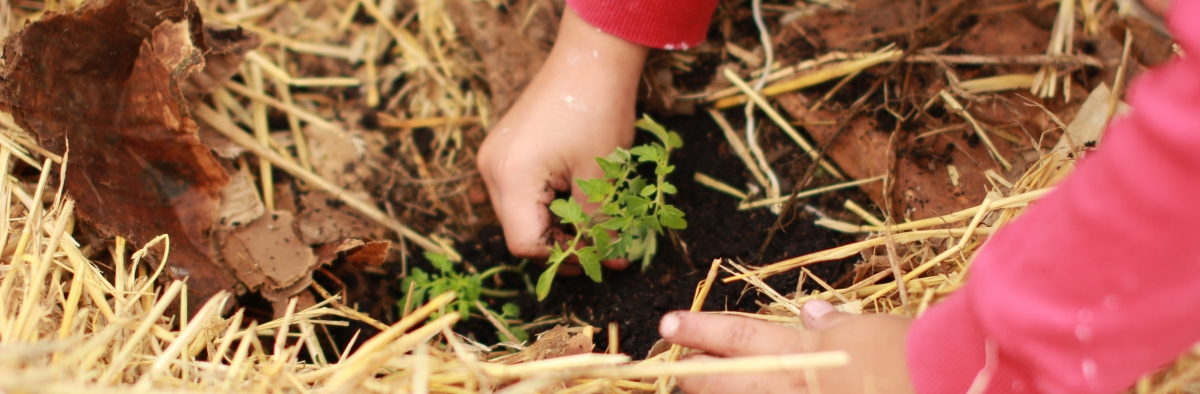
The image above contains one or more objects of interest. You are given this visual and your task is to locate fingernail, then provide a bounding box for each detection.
[660,313,680,338]
[802,300,835,320]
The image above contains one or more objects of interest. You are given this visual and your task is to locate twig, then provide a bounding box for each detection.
[721,68,845,180]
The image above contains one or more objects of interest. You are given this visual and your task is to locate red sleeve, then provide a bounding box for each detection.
[565,0,719,50]
[906,2,1200,393]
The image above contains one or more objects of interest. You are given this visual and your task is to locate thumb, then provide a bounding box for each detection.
[801,300,854,330]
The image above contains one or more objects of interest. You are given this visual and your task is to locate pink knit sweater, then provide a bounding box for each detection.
[907,2,1200,392]
[571,0,1200,391]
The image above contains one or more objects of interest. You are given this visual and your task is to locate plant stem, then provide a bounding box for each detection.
[478,265,522,279]
[480,288,520,298]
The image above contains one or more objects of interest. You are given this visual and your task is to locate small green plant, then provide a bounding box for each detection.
[536,115,688,300]
[400,253,531,344]
[400,252,483,319]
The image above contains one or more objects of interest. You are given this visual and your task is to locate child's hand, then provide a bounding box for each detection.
[659,300,916,393]
[476,8,647,267]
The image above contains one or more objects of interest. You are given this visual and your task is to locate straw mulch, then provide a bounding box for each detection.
[0,0,1193,392]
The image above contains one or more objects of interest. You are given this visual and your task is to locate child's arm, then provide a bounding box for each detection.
[476,1,717,262]
[907,2,1200,392]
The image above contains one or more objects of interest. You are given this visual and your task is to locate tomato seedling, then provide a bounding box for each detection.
[536,115,688,300]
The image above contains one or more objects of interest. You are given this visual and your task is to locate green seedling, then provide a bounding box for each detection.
[536,115,688,300]
[400,252,530,333]
[400,252,483,320]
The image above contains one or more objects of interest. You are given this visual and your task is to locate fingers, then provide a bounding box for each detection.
[602,257,630,270]
[801,300,853,330]
[480,157,570,259]
[658,311,811,357]
[557,263,583,276]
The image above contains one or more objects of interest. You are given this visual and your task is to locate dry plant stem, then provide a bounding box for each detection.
[584,353,850,380]
[729,227,996,283]
[607,322,619,355]
[476,300,519,344]
[311,281,389,331]
[739,176,884,209]
[12,199,72,342]
[721,68,845,180]
[706,109,770,192]
[861,245,960,306]
[102,280,185,383]
[297,291,457,383]
[250,63,275,211]
[844,199,885,227]
[274,53,314,172]
[713,50,902,109]
[939,91,1012,170]
[800,267,852,304]
[659,259,724,392]
[194,103,459,260]
[743,0,782,213]
[146,292,228,379]
[882,222,909,314]
[1107,28,1133,128]
[702,51,882,101]
[224,81,349,136]
[693,172,748,200]
[480,354,632,379]
[725,261,803,316]
[810,69,863,112]
[1033,0,1076,98]
[959,74,1036,94]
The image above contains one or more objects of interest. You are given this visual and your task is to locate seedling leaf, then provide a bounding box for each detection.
[577,246,603,282]
[635,114,671,145]
[600,217,630,230]
[577,178,613,203]
[502,303,521,318]
[667,132,683,149]
[660,182,677,194]
[629,145,658,162]
[640,184,657,197]
[624,195,652,216]
[536,265,557,300]
[549,198,586,224]
[597,157,623,179]
[426,252,454,273]
[590,227,612,253]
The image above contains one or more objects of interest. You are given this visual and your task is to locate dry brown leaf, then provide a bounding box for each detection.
[296,190,378,245]
[509,325,595,363]
[0,0,241,311]
[220,211,318,293]
[214,171,265,231]
[182,26,262,98]
[305,125,377,189]
[314,238,391,267]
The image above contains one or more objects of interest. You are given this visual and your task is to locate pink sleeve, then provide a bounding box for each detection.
[906,2,1200,393]
[565,0,719,50]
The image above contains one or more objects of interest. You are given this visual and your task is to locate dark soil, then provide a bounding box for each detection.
[456,113,859,358]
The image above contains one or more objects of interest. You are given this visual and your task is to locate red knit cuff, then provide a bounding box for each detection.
[565,0,718,50]
[907,294,1034,393]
